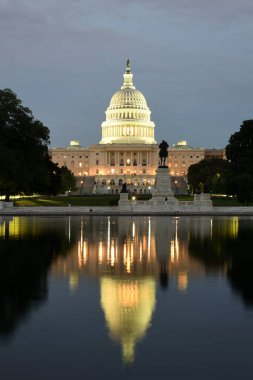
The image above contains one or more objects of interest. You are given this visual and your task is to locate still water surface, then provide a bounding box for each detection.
[0,216,253,379]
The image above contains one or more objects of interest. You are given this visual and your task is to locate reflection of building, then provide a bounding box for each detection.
[50,62,225,194]
[51,216,207,364]
[100,276,156,364]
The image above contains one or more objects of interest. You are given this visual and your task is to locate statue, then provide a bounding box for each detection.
[159,140,169,167]
[120,183,128,193]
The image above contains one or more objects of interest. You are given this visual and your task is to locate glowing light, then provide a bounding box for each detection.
[69,272,79,292]
[148,217,151,262]
[170,219,179,263]
[83,240,88,265]
[99,241,103,264]
[178,271,188,292]
[111,239,115,267]
[132,222,136,239]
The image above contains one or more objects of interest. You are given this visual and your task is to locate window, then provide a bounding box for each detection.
[143,169,146,174]
[79,162,82,168]
[133,159,137,166]
[120,159,124,166]
[71,161,74,167]
[96,160,99,165]
[119,179,123,186]
[120,169,123,174]
[126,158,131,166]
[96,152,99,156]
[79,156,82,158]
[96,169,99,174]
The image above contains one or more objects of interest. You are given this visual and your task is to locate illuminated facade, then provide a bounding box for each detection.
[50,61,225,194]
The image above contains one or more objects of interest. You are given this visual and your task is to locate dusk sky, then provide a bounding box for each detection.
[1,0,253,148]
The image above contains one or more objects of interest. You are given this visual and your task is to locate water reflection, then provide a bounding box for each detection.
[0,216,78,339]
[1,215,253,368]
[188,216,253,307]
[51,216,203,364]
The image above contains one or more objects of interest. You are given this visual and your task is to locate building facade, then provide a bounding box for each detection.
[50,62,225,194]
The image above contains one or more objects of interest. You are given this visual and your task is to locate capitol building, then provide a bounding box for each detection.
[51,61,224,194]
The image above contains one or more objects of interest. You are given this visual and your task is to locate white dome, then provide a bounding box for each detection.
[100,60,156,145]
[109,88,149,111]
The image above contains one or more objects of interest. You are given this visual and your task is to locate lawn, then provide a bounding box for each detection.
[15,195,120,207]
[13,195,251,207]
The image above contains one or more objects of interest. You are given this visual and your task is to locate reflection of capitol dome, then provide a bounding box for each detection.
[100,276,156,365]
[100,60,156,145]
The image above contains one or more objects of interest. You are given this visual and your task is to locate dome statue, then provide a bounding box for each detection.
[100,60,157,145]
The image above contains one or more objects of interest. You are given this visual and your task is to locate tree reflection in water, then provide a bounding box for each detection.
[1,215,253,369]
[188,217,253,307]
[0,216,78,339]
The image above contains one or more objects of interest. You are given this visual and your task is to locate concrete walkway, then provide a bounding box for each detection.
[1,206,253,216]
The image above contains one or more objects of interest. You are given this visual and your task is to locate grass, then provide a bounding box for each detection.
[15,195,120,207]
[13,195,253,207]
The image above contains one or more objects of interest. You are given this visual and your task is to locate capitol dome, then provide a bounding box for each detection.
[109,88,149,111]
[100,60,156,144]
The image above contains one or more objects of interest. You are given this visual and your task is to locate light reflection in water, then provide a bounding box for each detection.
[100,276,156,365]
[1,215,253,378]
[49,215,243,365]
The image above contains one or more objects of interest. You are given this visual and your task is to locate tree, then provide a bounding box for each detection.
[226,120,253,175]
[0,89,60,200]
[226,120,253,204]
[58,166,76,194]
[187,158,232,194]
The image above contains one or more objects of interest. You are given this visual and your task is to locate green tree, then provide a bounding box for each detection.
[187,158,231,194]
[0,89,59,200]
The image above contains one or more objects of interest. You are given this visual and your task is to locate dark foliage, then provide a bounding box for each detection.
[0,89,73,199]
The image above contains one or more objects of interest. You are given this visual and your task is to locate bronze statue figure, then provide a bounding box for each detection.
[159,140,169,167]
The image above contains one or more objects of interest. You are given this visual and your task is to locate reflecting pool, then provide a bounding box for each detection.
[1,216,253,379]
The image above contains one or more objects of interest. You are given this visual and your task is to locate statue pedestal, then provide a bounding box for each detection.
[118,192,132,210]
[193,193,213,208]
[149,167,178,205]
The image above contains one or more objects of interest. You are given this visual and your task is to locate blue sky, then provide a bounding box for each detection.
[1,0,253,148]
